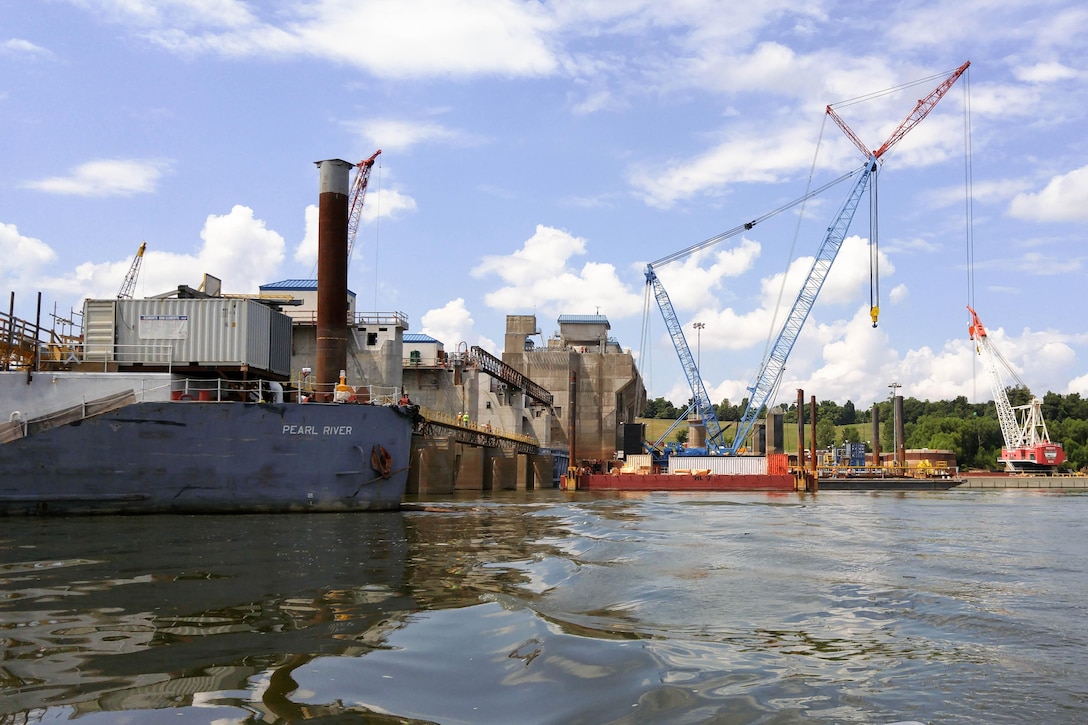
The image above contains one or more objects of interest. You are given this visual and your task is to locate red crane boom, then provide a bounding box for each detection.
[827,60,970,161]
[346,149,381,262]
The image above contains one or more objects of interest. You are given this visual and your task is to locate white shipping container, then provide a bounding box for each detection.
[668,455,768,476]
[87,297,292,376]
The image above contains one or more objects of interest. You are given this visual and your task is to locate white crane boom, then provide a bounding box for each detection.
[118,242,147,299]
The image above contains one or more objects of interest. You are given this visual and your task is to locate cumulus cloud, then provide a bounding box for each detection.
[294,205,320,267]
[473,224,642,319]
[649,238,761,313]
[1067,372,1088,396]
[0,222,58,294]
[43,205,284,303]
[1008,165,1088,222]
[361,188,417,223]
[420,297,494,351]
[293,191,418,267]
[80,0,559,78]
[630,121,842,209]
[1014,61,1081,83]
[22,159,170,197]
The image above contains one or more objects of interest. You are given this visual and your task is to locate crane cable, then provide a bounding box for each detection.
[962,69,977,402]
[870,162,879,326]
[756,113,830,382]
[832,68,958,114]
[639,282,654,395]
[371,154,383,310]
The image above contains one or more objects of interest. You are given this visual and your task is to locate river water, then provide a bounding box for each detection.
[2,489,1086,724]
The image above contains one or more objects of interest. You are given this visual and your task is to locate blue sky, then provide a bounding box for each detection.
[3,1,1087,411]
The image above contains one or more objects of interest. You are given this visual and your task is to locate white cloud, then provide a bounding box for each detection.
[296,0,559,79]
[68,0,259,28]
[361,188,416,222]
[22,159,170,197]
[1008,165,1088,222]
[649,238,761,313]
[1066,372,1088,396]
[0,222,58,293]
[1014,61,1082,83]
[2,38,53,58]
[294,204,320,267]
[293,190,418,267]
[631,121,840,209]
[43,205,284,302]
[420,298,494,351]
[84,0,560,78]
[348,118,477,153]
[473,224,642,319]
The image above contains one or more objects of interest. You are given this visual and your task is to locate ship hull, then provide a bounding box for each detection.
[0,401,416,515]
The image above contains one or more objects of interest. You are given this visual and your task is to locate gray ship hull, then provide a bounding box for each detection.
[0,400,417,515]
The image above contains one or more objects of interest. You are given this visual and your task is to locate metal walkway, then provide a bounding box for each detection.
[418,407,540,455]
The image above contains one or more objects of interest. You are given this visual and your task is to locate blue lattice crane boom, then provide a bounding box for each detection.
[645,267,724,445]
[729,61,969,455]
[729,162,874,453]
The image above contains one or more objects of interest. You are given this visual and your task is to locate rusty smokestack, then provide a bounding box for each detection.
[314,158,354,398]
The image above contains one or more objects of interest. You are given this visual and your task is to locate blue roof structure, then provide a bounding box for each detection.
[403,333,441,344]
[557,314,610,327]
[260,279,355,296]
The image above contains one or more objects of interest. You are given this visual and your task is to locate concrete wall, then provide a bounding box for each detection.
[531,454,554,489]
[407,438,556,493]
[290,325,403,393]
[407,438,458,494]
[502,327,645,464]
[485,448,517,490]
[454,445,485,491]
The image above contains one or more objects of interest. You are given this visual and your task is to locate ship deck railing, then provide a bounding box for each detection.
[177,378,402,406]
[8,340,178,372]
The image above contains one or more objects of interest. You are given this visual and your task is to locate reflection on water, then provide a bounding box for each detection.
[2,489,1088,723]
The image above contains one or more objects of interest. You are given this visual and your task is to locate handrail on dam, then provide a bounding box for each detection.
[418,406,540,454]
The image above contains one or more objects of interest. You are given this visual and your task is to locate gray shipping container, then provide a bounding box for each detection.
[84,297,292,376]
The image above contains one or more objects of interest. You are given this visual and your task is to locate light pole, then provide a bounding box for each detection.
[693,322,705,370]
[693,322,705,417]
[888,381,901,467]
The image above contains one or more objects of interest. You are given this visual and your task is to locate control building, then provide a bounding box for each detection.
[502,314,645,465]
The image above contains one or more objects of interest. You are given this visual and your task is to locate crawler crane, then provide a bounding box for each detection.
[645,62,970,455]
[967,306,1064,472]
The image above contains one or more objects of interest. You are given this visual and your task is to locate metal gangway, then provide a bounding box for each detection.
[418,406,540,455]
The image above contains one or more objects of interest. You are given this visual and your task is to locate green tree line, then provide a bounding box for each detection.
[642,387,1088,471]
